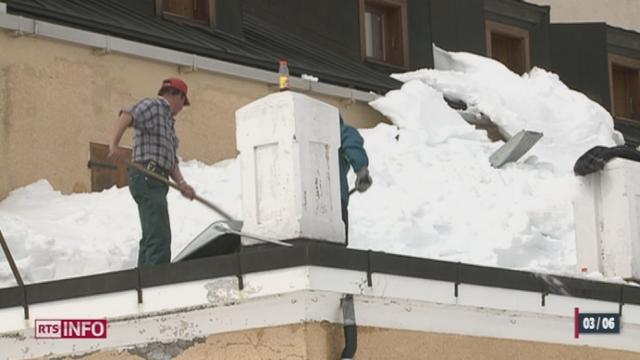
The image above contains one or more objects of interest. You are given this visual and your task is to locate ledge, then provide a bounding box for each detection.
[1,241,639,311]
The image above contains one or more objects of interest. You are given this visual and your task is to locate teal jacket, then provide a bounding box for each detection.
[339,118,369,203]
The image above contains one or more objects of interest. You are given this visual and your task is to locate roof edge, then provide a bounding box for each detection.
[0,11,380,103]
[0,241,638,310]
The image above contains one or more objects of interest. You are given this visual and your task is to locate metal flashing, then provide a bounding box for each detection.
[0,287,21,308]
[368,250,458,282]
[459,263,541,292]
[1,242,638,311]
[25,269,138,306]
[139,255,239,288]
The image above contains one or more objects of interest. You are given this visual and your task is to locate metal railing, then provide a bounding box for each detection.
[0,228,29,319]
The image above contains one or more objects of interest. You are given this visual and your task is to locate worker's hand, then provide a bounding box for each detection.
[355,166,372,193]
[108,144,127,163]
[179,181,196,200]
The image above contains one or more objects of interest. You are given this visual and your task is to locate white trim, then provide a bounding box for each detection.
[1,266,639,359]
[0,11,380,103]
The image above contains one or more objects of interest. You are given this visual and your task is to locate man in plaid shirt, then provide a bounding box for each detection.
[109,78,196,265]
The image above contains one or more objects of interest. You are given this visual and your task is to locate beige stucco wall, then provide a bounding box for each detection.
[527,0,640,33]
[54,323,639,360]
[0,29,387,200]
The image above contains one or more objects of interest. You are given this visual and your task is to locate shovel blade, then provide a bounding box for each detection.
[172,220,243,262]
[489,130,543,168]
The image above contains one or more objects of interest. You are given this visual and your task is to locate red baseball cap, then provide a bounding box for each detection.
[159,77,190,106]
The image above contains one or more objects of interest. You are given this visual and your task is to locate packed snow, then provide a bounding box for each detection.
[0,47,621,288]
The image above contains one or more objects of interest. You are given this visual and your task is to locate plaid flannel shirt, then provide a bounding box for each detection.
[123,97,179,172]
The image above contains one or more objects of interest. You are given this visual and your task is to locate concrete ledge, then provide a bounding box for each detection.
[1,266,640,358]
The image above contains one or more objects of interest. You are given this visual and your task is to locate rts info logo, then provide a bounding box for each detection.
[35,319,108,339]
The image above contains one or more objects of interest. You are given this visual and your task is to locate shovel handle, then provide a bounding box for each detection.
[127,161,234,221]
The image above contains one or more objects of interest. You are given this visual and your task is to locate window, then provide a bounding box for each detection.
[364,7,384,60]
[87,143,131,192]
[485,21,530,74]
[360,0,408,67]
[609,54,640,121]
[158,0,213,25]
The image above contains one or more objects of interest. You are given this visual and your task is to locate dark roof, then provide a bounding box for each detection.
[6,0,400,93]
[243,14,400,92]
[1,241,638,310]
[615,119,640,148]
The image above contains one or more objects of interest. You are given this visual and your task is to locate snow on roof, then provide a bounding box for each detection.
[0,47,622,288]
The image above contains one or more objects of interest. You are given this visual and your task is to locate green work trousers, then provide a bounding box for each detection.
[128,168,171,265]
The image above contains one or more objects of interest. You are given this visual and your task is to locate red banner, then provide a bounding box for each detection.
[35,319,107,339]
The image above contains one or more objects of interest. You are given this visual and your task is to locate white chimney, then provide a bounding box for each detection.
[235,91,345,245]
[574,158,640,280]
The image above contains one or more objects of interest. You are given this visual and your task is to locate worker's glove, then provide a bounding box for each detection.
[355,166,372,193]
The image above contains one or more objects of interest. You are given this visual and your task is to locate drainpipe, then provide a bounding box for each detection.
[340,294,357,359]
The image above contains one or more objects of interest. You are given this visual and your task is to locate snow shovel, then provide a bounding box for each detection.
[127,161,292,247]
[172,219,293,262]
[211,221,292,247]
[489,130,543,168]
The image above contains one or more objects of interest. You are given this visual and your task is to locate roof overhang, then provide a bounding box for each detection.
[0,11,379,103]
[1,242,640,358]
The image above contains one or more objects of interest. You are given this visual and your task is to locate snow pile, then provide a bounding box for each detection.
[389,46,615,171]
[0,161,242,286]
[0,48,620,288]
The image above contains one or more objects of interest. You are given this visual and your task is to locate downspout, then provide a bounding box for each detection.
[340,294,357,359]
